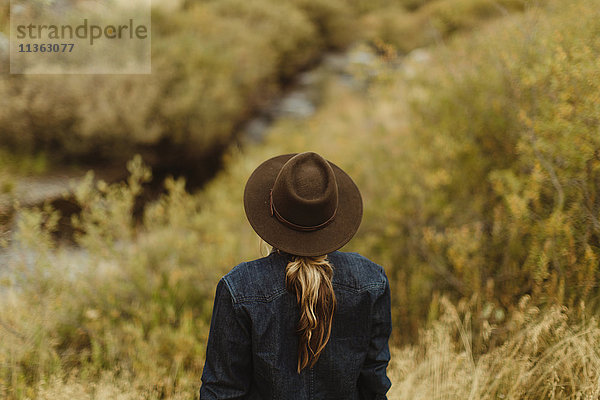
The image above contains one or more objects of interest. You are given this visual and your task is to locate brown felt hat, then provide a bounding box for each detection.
[244,152,363,256]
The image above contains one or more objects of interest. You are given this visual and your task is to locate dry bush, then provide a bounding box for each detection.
[361,0,527,54]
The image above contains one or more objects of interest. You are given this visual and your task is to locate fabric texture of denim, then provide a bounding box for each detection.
[199,250,392,400]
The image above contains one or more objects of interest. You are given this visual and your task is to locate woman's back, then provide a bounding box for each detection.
[200,250,392,399]
[200,151,392,399]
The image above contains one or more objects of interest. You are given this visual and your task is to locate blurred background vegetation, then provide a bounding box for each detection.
[1,0,600,398]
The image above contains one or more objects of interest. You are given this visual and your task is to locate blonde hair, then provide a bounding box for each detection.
[285,254,336,373]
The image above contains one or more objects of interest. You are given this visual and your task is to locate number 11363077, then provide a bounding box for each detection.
[18,43,75,53]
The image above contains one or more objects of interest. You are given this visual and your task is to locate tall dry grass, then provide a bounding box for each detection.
[389,297,600,399]
[4,291,600,399]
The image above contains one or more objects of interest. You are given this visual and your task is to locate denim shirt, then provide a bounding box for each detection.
[199,251,392,400]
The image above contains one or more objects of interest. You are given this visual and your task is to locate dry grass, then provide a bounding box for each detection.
[4,295,600,399]
[388,297,600,400]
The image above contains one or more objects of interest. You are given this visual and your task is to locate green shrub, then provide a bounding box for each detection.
[398,0,600,324]
[348,0,600,342]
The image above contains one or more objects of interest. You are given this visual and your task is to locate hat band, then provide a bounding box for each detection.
[269,190,337,232]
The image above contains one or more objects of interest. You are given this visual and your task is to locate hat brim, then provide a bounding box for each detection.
[244,153,363,257]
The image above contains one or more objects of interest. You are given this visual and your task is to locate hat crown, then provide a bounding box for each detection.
[271,152,338,229]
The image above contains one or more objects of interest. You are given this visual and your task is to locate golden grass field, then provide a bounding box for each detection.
[2,0,600,398]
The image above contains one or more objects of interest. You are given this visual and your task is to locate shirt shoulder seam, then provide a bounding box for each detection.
[221,275,239,304]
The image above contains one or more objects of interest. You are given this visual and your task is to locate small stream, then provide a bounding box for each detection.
[239,48,381,143]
